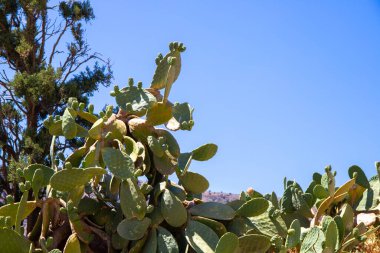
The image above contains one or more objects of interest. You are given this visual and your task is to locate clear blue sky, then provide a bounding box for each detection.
[84,1,380,194]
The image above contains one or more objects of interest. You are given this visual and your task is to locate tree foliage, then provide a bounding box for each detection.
[0,0,112,194]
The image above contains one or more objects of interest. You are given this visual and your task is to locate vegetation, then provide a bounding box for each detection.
[0,0,112,197]
[0,41,378,253]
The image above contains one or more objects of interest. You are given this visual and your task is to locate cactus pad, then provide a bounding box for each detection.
[185,220,219,253]
[179,171,209,194]
[62,108,77,139]
[189,202,236,221]
[102,147,135,179]
[236,197,269,217]
[157,226,179,253]
[50,167,105,191]
[160,189,187,227]
[192,143,218,161]
[0,228,31,253]
[299,227,325,253]
[117,217,151,241]
[236,234,271,253]
[0,201,37,225]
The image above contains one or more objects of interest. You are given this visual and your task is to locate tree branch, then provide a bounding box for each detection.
[49,20,70,65]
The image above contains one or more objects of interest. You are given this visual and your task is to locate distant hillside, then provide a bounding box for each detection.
[202,190,239,203]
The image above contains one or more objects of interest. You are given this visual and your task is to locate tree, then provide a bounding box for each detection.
[0,0,112,196]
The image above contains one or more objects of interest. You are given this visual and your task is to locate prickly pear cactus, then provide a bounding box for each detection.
[2,42,379,253]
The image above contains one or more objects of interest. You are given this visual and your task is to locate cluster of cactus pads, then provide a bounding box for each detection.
[0,42,379,253]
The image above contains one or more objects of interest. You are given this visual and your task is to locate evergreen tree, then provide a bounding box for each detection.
[0,0,112,195]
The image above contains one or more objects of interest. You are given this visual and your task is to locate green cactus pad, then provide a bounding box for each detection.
[192,216,227,237]
[151,44,182,90]
[77,110,98,123]
[63,233,81,253]
[160,189,187,227]
[155,128,180,157]
[185,220,219,253]
[124,136,140,162]
[115,86,157,115]
[31,168,44,195]
[179,171,209,194]
[24,164,54,187]
[236,197,269,217]
[82,147,96,168]
[299,227,325,253]
[248,203,287,238]
[128,118,155,142]
[331,216,344,244]
[356,176,380,211]
[0,228,31,253]
[324,219,339,251]
[166,102,194,131]
[313,184,330,199]
[66,147,87,167]
[189,202,236,220]
[227,216,257,236]
[48,119,63,136]
[215,232,239,253]
[61,108,77,139]
[117,217,151,241]
[153,150,177,175]
[107,119,127,141]
[0,201,37,225]
[146,102,173,126]
[102,147,135,179]
[147,135,164,157]
[157,226,179,253]
[50,167,105,191]
[168,183,187,201]
[88,118,104,140]
[340,203,354,232]
[192,143,218,161]
[236,234,271,253]
[321,168,335,196]
[348,165,370,188]
[142,228,157,253]
[120,178,147,220]
[285,219,301,248]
